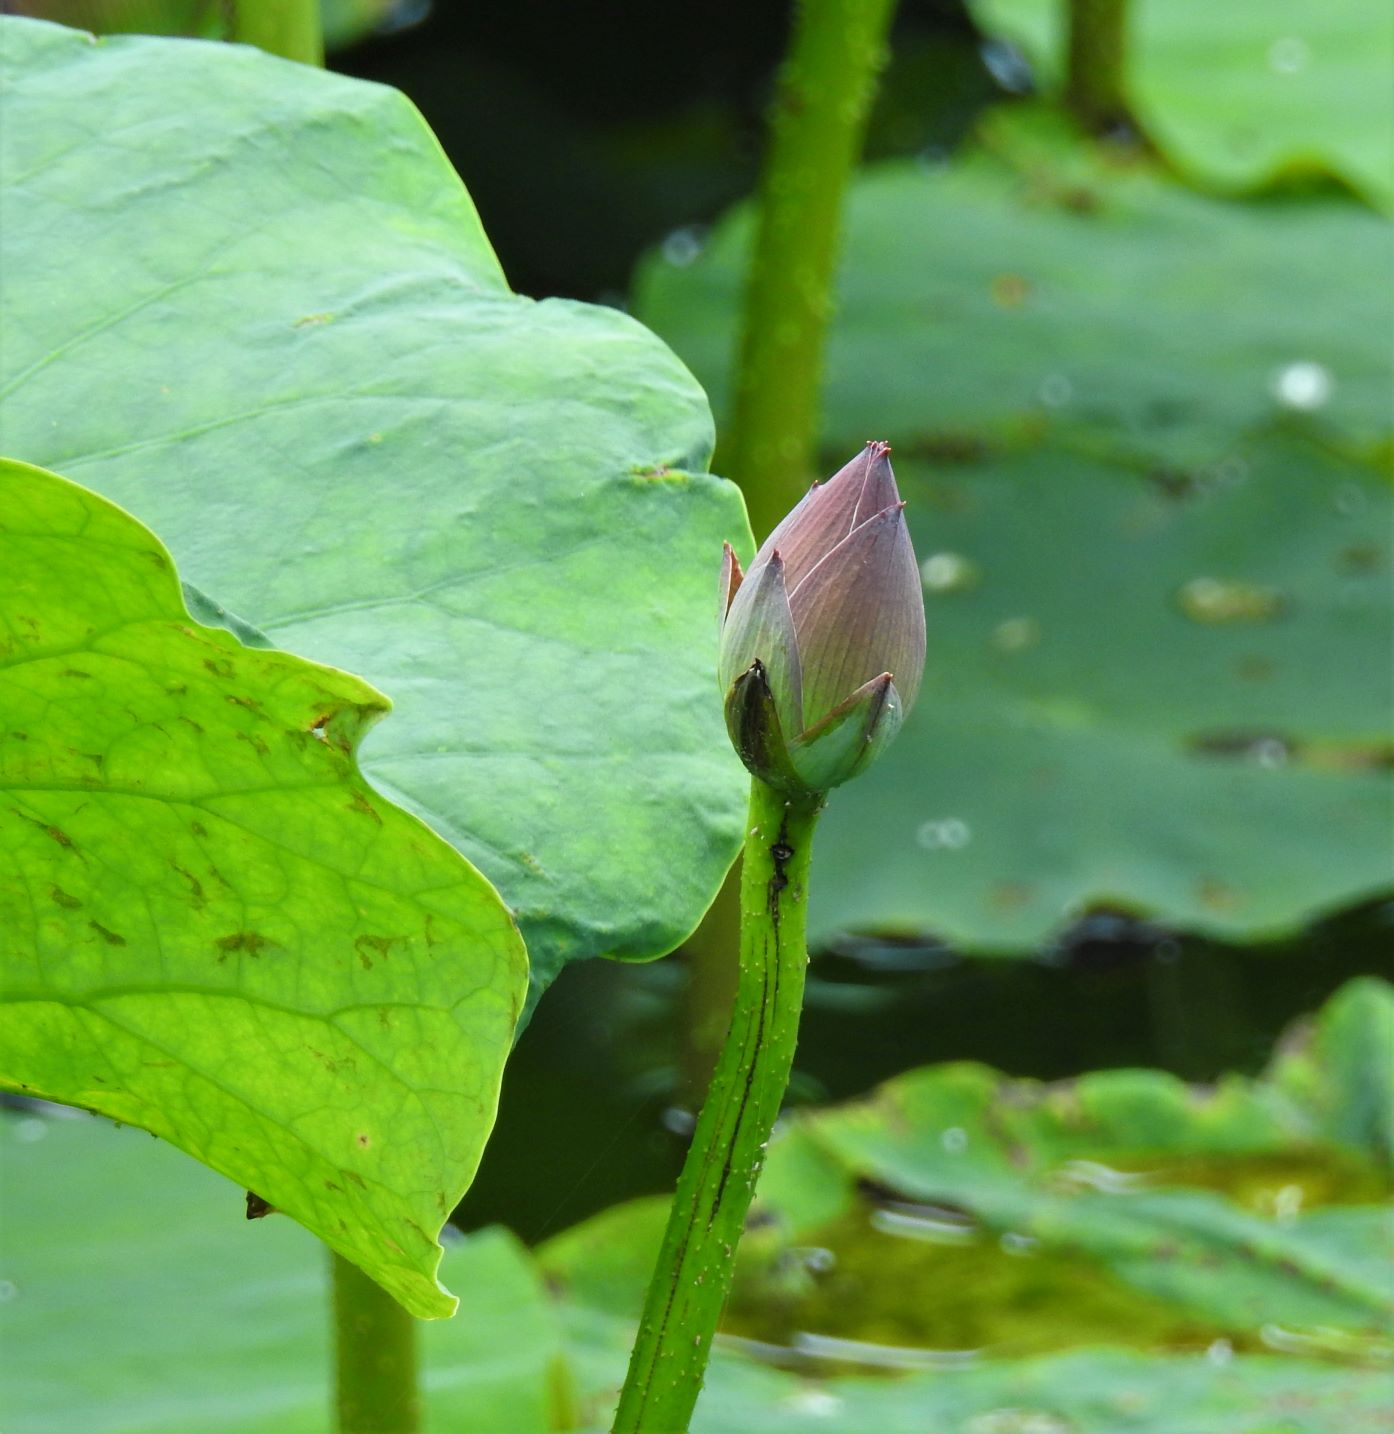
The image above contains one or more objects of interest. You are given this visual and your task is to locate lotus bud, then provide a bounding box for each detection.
[718,442,926,796]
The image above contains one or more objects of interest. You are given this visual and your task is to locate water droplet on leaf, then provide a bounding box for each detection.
[917,818,971,851]
[941,1126,968,1154]
[920,551,979,593]
[1037,373,1073,408]
[992,616,1041,651]
[1271,360,1332,411]
[1268,36,1309,74]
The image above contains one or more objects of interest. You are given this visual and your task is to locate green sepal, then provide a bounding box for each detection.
[788,673,903,792]
[723,660,817,797]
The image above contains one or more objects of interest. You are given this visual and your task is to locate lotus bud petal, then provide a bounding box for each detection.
[718,442,925,796]
[718,548,804,741]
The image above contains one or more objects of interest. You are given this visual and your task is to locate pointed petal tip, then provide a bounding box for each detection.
[718,541,745,621]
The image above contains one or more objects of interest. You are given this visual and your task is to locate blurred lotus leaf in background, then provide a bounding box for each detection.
[968,0,1394,212]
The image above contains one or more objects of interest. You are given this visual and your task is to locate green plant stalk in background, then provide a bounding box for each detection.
[332,1256,421,1434]
[613,780,822,1432]
[682,0,897,1105]
[228,0,323,65]
[1065,0,1129,130]
[720,0,897,541]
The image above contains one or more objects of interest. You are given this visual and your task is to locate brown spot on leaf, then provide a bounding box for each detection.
[88,920,126,946]
[1234,655,1275,683]
[171,863,205,905]
[354,935,396,969]
[50,886,81,909]
[215,931,272,958]
[246,1191,276,1220]
[990,272,1030,308]
[1198,879,1239,912]
[991,881,1034,912]
[631,463,683,483]
[1339,543,1383,573]
[348,791,382,824]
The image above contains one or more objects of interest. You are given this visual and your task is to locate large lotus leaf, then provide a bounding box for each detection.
[636,107,1393,470]
[0,457,527,1318]
[0,18,750,1007]
[968,0,1394,212]
[635,111,1393,950]
[6,1108,1393,1434]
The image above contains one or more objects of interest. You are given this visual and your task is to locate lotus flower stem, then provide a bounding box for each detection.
[228,0,324,66]
[722,0,898,541]
[331,1252,420,1434]
[613,778,823,1433]
[1066,0,1131,131]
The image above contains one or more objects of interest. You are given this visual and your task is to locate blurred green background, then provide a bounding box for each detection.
[3,1,1392,1429]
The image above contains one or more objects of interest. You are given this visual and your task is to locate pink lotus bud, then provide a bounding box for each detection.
[718,442,925,795]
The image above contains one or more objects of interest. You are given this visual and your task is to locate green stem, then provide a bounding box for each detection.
[1064,0,1129,131]
[613,780,822,1433]
[330,1252,421,1434]
[228,0,323,65]
[720,0,898,541]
